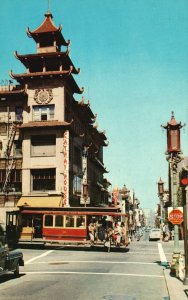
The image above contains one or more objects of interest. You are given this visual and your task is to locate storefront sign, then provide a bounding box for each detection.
[80,148,90,205]
[63,130,69,207]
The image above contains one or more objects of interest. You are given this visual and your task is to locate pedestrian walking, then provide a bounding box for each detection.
[113,223,122,247]
[162,224,167,241]
[104,226,113,252]
[121,222,128,246]
[98,224,106,241]
[88,220,95,246]
[171,229,174,240]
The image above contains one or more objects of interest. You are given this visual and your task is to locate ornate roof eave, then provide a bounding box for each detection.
[9,69,72,82]
[103,178,112,186]
[77,96,95,119]
[67,75,84,94]
[161,111,185,130]
[14,50,80,75]
[27,12,59,33]
[26,12,70,47]
[93,157,109,173]
[89,125,107,145]
[9,69,83,95]
[20,120,72,130]
[0,89,26,97]
[98,130,107,141]
[103,140,109,147]
[27,27,70,47]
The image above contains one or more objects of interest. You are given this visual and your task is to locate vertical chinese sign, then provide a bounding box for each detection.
[63,130,69,207]
[80,147,90,205]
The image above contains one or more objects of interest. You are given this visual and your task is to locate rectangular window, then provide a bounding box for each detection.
[31,168,56,191]
[15,106,23,122]
[0,169,21,192]
[14,140,22,157]
[55,215,64,227]
[33,105,54,121]
[73,175,82,194]
[44,215,53,227]
[65,216,75,228]
[76,216,86,228]
[31,135,56,157]
[74,147,82,169]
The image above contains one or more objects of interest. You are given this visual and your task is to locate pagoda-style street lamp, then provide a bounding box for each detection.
[161,112,184,276]
[120,184,130,212]
[157,178,164,225]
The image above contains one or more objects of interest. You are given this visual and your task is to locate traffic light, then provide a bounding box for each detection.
[180,169,188,187]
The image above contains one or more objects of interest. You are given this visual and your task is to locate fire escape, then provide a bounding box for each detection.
[2,123,17,193]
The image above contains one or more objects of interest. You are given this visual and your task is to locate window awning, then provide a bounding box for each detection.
[17,196,63,208]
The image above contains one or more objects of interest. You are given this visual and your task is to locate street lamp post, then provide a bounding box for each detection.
[183,186,188,284]
[120,184,130,212]
[162,112,184,276]
[157,178,164,226]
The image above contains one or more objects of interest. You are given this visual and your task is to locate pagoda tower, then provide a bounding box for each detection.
[0,9,109,224]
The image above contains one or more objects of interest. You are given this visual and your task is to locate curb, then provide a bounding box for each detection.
[163,268,188,300]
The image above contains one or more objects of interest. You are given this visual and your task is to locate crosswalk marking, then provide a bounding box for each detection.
[25,250,54,265]
[158,242,168,265]
[27,260,157,265]
[21,271,164,278]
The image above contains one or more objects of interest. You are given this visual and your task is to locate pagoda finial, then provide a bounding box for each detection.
[48,0,51,13]
[171,111,174,119]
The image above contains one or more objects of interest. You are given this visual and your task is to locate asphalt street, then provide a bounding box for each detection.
[0,233,178,300]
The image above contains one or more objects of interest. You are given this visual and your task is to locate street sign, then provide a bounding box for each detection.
[181,178,188,186]
[168,209,184,225]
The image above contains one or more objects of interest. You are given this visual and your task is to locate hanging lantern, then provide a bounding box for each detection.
[83,182,88,197]
[157,178,164,196]
[162,112,184,154]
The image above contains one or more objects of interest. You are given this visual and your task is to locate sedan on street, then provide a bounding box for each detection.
[149,228,161,241]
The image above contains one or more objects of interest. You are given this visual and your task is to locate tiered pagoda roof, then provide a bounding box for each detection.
[27,12,70,47]
[10,11,83,95]
[14,50,80,75]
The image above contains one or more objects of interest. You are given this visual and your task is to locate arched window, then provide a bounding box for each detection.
[55,215,63,227]
[44,215,53,227]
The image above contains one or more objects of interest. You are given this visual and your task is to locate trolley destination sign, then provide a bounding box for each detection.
[168,209,184,225]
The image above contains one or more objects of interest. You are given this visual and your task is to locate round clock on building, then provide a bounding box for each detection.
[34,89,53,104]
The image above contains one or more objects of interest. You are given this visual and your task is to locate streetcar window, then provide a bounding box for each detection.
[44,215,53,227]
[55,215,63,227]
[65,216,74,227]
[76,216,86,228]
[22,215,32,227]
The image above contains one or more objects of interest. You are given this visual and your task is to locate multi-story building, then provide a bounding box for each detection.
[0,10,109,224]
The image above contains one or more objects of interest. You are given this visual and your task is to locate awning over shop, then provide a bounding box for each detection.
[17,196,63,208]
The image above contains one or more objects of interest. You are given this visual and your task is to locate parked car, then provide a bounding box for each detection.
[0,225,24,277]
[145,226,151,232]
[149,228,161,241]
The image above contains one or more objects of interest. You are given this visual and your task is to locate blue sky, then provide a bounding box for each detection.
[0,0,188,210]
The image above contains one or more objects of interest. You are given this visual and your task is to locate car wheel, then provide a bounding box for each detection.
[14,263,20,277]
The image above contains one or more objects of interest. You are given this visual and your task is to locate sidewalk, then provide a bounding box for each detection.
[160,240,188,300]
[164,268,188,300]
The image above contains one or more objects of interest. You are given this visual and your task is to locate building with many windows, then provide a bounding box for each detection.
[0,10,110,224]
